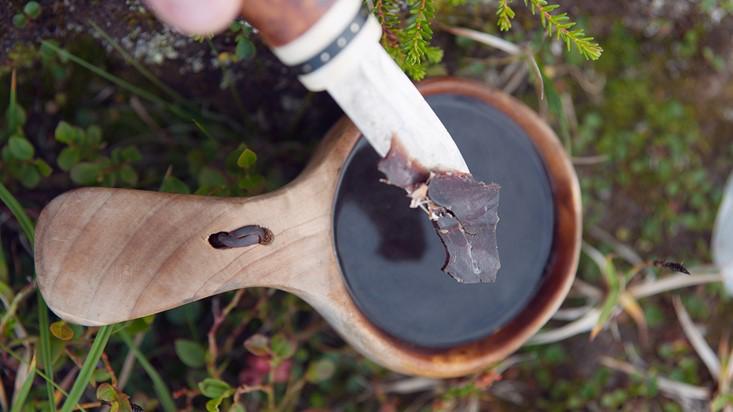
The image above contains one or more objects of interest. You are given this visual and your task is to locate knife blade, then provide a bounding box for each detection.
[327,41,470,173]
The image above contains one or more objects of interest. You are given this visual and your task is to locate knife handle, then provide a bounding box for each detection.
[240,0,338,47]
[241,0,381,91]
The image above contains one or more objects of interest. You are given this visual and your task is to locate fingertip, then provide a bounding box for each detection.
[144,0,242,35]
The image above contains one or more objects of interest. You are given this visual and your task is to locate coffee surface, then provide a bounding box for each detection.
[333,93,555,348]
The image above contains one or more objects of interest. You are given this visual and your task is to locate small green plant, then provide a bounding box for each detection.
[12,1,42,29]
[497,0,603,60]
[1,72,52,188]
[54,121,142,187]
[376,0,602,80]
[230,21,256,62]
[376,0,444,80]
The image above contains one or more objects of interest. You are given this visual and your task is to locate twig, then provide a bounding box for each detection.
[571,155,609,166]
[382,377,441,394]
[118,333,144,389]
[570,278,603,301]
[587,225,644,266]
[100,353,118,387]
[672,296,720,378]
[553,305,594,321]
[207,289,246,377]
[630,272,722,299]
[531,270,721,345]
[528,308,600,345]
[502,62,529,95]
[0,283,36,334]
[442,26,521,55]
[600,356,710,400]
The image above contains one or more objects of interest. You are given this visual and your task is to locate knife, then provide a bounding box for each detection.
[241,0,500,283]
[241,0,468,173]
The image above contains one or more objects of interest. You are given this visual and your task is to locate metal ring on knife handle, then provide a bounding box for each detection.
[240,0,381,91]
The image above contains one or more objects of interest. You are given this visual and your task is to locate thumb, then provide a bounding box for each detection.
[143,0,243,35]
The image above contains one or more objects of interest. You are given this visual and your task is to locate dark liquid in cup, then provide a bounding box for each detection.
[333,93,555,349]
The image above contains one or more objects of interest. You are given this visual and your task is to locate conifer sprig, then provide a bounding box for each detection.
[376,0,602,80]
[497,0,603,60]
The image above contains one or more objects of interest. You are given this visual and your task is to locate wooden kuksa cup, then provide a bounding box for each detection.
[35,78,581,377]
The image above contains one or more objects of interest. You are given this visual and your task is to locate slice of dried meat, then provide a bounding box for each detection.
[377,138,501,283]
[428,173,501,283]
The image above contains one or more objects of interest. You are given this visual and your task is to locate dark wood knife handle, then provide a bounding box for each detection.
[241,0,339,47]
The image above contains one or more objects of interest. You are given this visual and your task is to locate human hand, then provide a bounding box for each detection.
[143,0,244,35]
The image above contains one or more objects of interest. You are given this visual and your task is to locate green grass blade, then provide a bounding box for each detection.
[38,295,56,411]
[40,41,190,120]
[0,182,57,410]
[10,354,37,412]
[87,21,185,104]
[119,330,176,412]
[1,343,76,402]
[0,182,35,244]
[60,325,114,412]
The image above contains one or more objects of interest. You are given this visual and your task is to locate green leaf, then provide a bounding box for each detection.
[164,301,201,325]
[236,148,257,169]
[120,146,142,162]
[24,1,42,19]
[197,167,226,188]
[70,162,102,185]
[6,105,26,135]
[237,174,264,191]
[96,383,117,402]
[12,13,27,28]
[50,320,75,341]
[35,158,52,177]
[8,136,34,160]
[235,37,255,60]
[206,397,224,412]
[712,393,733,411]
[243,334,269,357]
[125,316,154,335]
[198,378,232,399]
[60,325,114,412]
[159,175,191,194]
[228,404,245,412]
[270,334,295,360]
[54,121,76,144]
[174,339,206,368]
[306,359,336,383]
[119,330,176,412]
[93,368,112,383]
[57,147,80,171]
[85,125,103,145]
[118,165,138,186]
[17,164,41,188]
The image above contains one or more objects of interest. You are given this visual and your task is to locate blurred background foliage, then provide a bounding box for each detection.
[1,0,733,410]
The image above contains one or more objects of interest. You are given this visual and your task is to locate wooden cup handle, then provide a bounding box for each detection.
[35,118,355,327]
[35,183,333,326]
[240,0,338,47]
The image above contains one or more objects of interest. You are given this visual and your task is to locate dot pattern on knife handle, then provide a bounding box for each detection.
[292,5,370,75]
